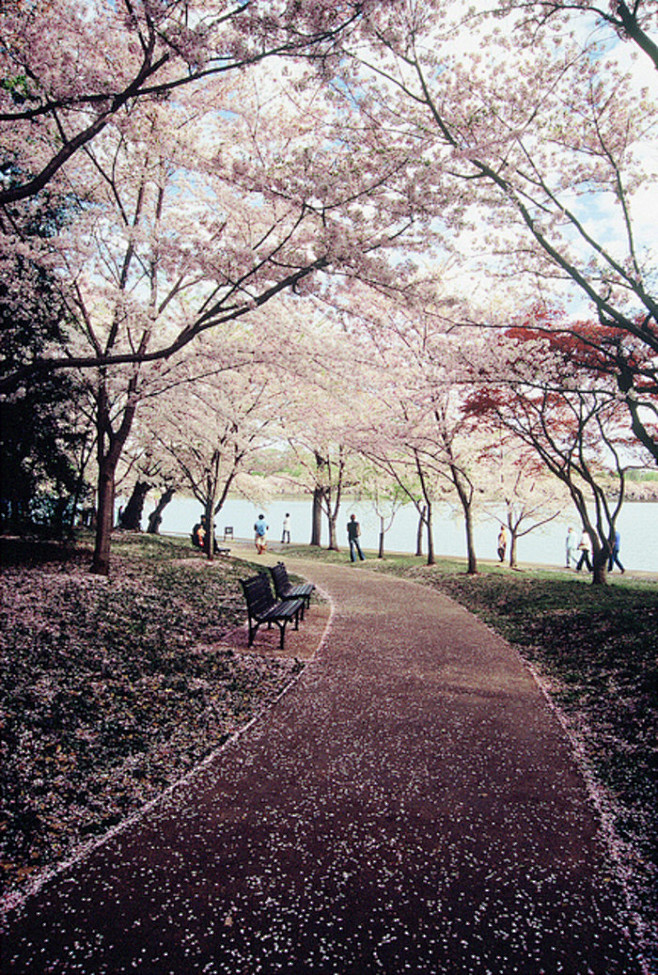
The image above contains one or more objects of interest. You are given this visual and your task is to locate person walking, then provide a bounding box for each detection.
[254,514,269,554]
[281,513,291,545]
[576,530,593,572]
[608,529,625,573]
[347,514,365,562]
[566,526,578,568]
[497,526,507,564]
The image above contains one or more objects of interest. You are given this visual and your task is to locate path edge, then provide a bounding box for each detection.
[0,584,335,923]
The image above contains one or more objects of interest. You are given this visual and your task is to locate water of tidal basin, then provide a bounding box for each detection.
[137,496,658,574]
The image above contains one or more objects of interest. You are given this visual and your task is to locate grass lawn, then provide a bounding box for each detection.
[1,533,656,962]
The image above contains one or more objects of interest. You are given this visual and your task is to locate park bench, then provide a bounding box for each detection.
[223,526,234,541]
[240,573,304,650]
[269,561,315,610]
[189,533,231,556]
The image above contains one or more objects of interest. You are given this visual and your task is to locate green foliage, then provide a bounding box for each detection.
[626,469,658,482]
[0,202,91,533]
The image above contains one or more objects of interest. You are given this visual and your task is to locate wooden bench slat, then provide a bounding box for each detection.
[269,562,315,609]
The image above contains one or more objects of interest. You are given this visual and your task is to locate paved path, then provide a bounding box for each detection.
[2,562,641,974]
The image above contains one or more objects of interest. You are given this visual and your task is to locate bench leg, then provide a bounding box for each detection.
[277,620,287,650]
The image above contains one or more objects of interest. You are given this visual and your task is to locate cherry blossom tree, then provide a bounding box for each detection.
[332,279,492,570]
[355,461,407,558]
[331,1,658,460]
[0,0,386,207]
[283,433,354,551]
[27,57,421,574]
[495,1,658,70]
[259,307,376,550]
[480,439,566,568]
[466,327,648,583]
[367,443,438,564]
[416,391,487,574]
[151,361,282,560]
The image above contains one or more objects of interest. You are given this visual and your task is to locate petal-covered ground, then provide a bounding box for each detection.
[0,537,312,901]
[1,553,647,974]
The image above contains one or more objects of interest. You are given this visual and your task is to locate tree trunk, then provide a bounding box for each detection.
[378,515,385,558]
[591,545,608,585]
[119,480,150,531]
[451,464,477,575]
[327,513,339,551]
[425,501,435,565]
[413,454,434,564]
[147,487,176,534]
[310,487,323,546]
[204,501,216,560]
[509,532,518,568]
[464,507,477,574]
[92,461,116,576]
[91,375,139,576]
[416,505,425,556]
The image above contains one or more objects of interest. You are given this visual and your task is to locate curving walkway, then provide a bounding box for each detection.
[2,561,642,974]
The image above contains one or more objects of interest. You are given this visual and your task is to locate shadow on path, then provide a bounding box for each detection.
[1,562,642,974]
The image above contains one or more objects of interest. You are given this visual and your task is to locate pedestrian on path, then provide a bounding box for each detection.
[281,512,291,544]
[254,514,269,554]
[347,514,365,562]
[497,526,507,563]
[608,529,625,573]
[566,526,578,568]
[576,530,593,572]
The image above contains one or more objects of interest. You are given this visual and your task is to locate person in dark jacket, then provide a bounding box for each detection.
[608,529,625,573]
[347,514,365,562]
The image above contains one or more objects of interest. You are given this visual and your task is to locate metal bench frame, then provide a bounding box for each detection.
[240,573,304,650]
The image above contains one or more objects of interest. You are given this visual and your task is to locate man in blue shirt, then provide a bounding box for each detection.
[254,514,269,554]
